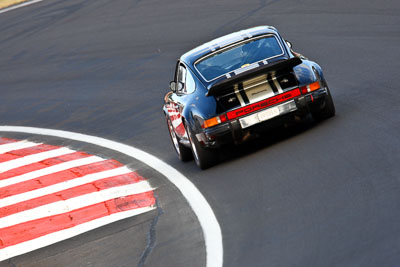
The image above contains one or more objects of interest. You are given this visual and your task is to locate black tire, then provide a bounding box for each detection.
[312,87,335,121]
[166,117,192,162]
[185,124,218,170]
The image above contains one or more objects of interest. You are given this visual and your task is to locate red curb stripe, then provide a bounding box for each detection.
[0,144,61,163]
[0,192,156,249]
[0,138,18,145]
[0,138,156,259]
[0,152,92,181]
[0,172,145,218]
[0,159,123,199]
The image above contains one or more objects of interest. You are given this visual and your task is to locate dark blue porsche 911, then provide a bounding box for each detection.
[163,26,335,169]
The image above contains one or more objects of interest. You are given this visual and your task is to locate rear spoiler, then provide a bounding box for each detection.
[206,57,302,97]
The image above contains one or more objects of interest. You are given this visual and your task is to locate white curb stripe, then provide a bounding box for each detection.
[0,126,223,267]
[0,147,75,173]
[0,206,155,261]
[0,181,154,228]
[0,140,41,154]
[0,155,104,188]
[0,166,132,208]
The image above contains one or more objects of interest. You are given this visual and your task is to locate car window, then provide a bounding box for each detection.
[176,64,196,94]
[185,69,196,94]
[177,65,186,84]
[176,64,186,93]
[195,35,284,81]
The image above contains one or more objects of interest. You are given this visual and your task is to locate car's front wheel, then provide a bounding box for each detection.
[166,117,192,161]
[185,124,218,169]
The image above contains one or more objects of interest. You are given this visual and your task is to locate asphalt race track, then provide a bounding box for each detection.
[1,0,400,266]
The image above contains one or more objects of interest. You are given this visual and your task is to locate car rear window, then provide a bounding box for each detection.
[195,35,284,81]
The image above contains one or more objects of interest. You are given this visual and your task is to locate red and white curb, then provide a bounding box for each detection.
[0,126,223,267]
[0,137,155,261]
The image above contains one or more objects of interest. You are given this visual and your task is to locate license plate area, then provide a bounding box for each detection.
[239,100,297,128]
[257,107,280,121]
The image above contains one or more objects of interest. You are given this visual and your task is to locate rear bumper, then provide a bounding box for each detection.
[201,87,329,148]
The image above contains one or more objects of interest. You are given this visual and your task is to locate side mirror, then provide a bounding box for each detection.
[285,40,292,49]
[169,81,184,92]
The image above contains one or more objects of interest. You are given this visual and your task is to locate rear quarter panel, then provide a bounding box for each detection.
[294,59,324,85]
[182,80,219,133]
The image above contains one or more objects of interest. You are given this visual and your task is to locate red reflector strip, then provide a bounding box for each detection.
[300,86,308,94]
[219,114,227,123]
[227,88,301,120]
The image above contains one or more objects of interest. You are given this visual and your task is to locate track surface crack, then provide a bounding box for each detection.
[138,196,163,267]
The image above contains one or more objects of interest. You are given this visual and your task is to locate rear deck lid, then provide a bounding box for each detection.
[209,57,302,112]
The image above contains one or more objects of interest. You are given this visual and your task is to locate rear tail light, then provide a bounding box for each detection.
[300,81,321,94]
[202,114,227,129]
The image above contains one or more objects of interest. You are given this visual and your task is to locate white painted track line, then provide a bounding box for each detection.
[0,206,155,261]
[0,181,154,228]
[0,126,223,267]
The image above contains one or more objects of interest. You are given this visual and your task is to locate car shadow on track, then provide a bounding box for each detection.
[217,115,323,165]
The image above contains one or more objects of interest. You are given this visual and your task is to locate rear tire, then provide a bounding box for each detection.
[312,87,335,121]
[166,117,192,162]
[186,124,218,169]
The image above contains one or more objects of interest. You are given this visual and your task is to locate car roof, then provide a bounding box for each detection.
[180,26,280,67]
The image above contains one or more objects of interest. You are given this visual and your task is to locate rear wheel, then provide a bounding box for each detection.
[186,124,218,169]
[166,117,192,161]
[312,86,335,121]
